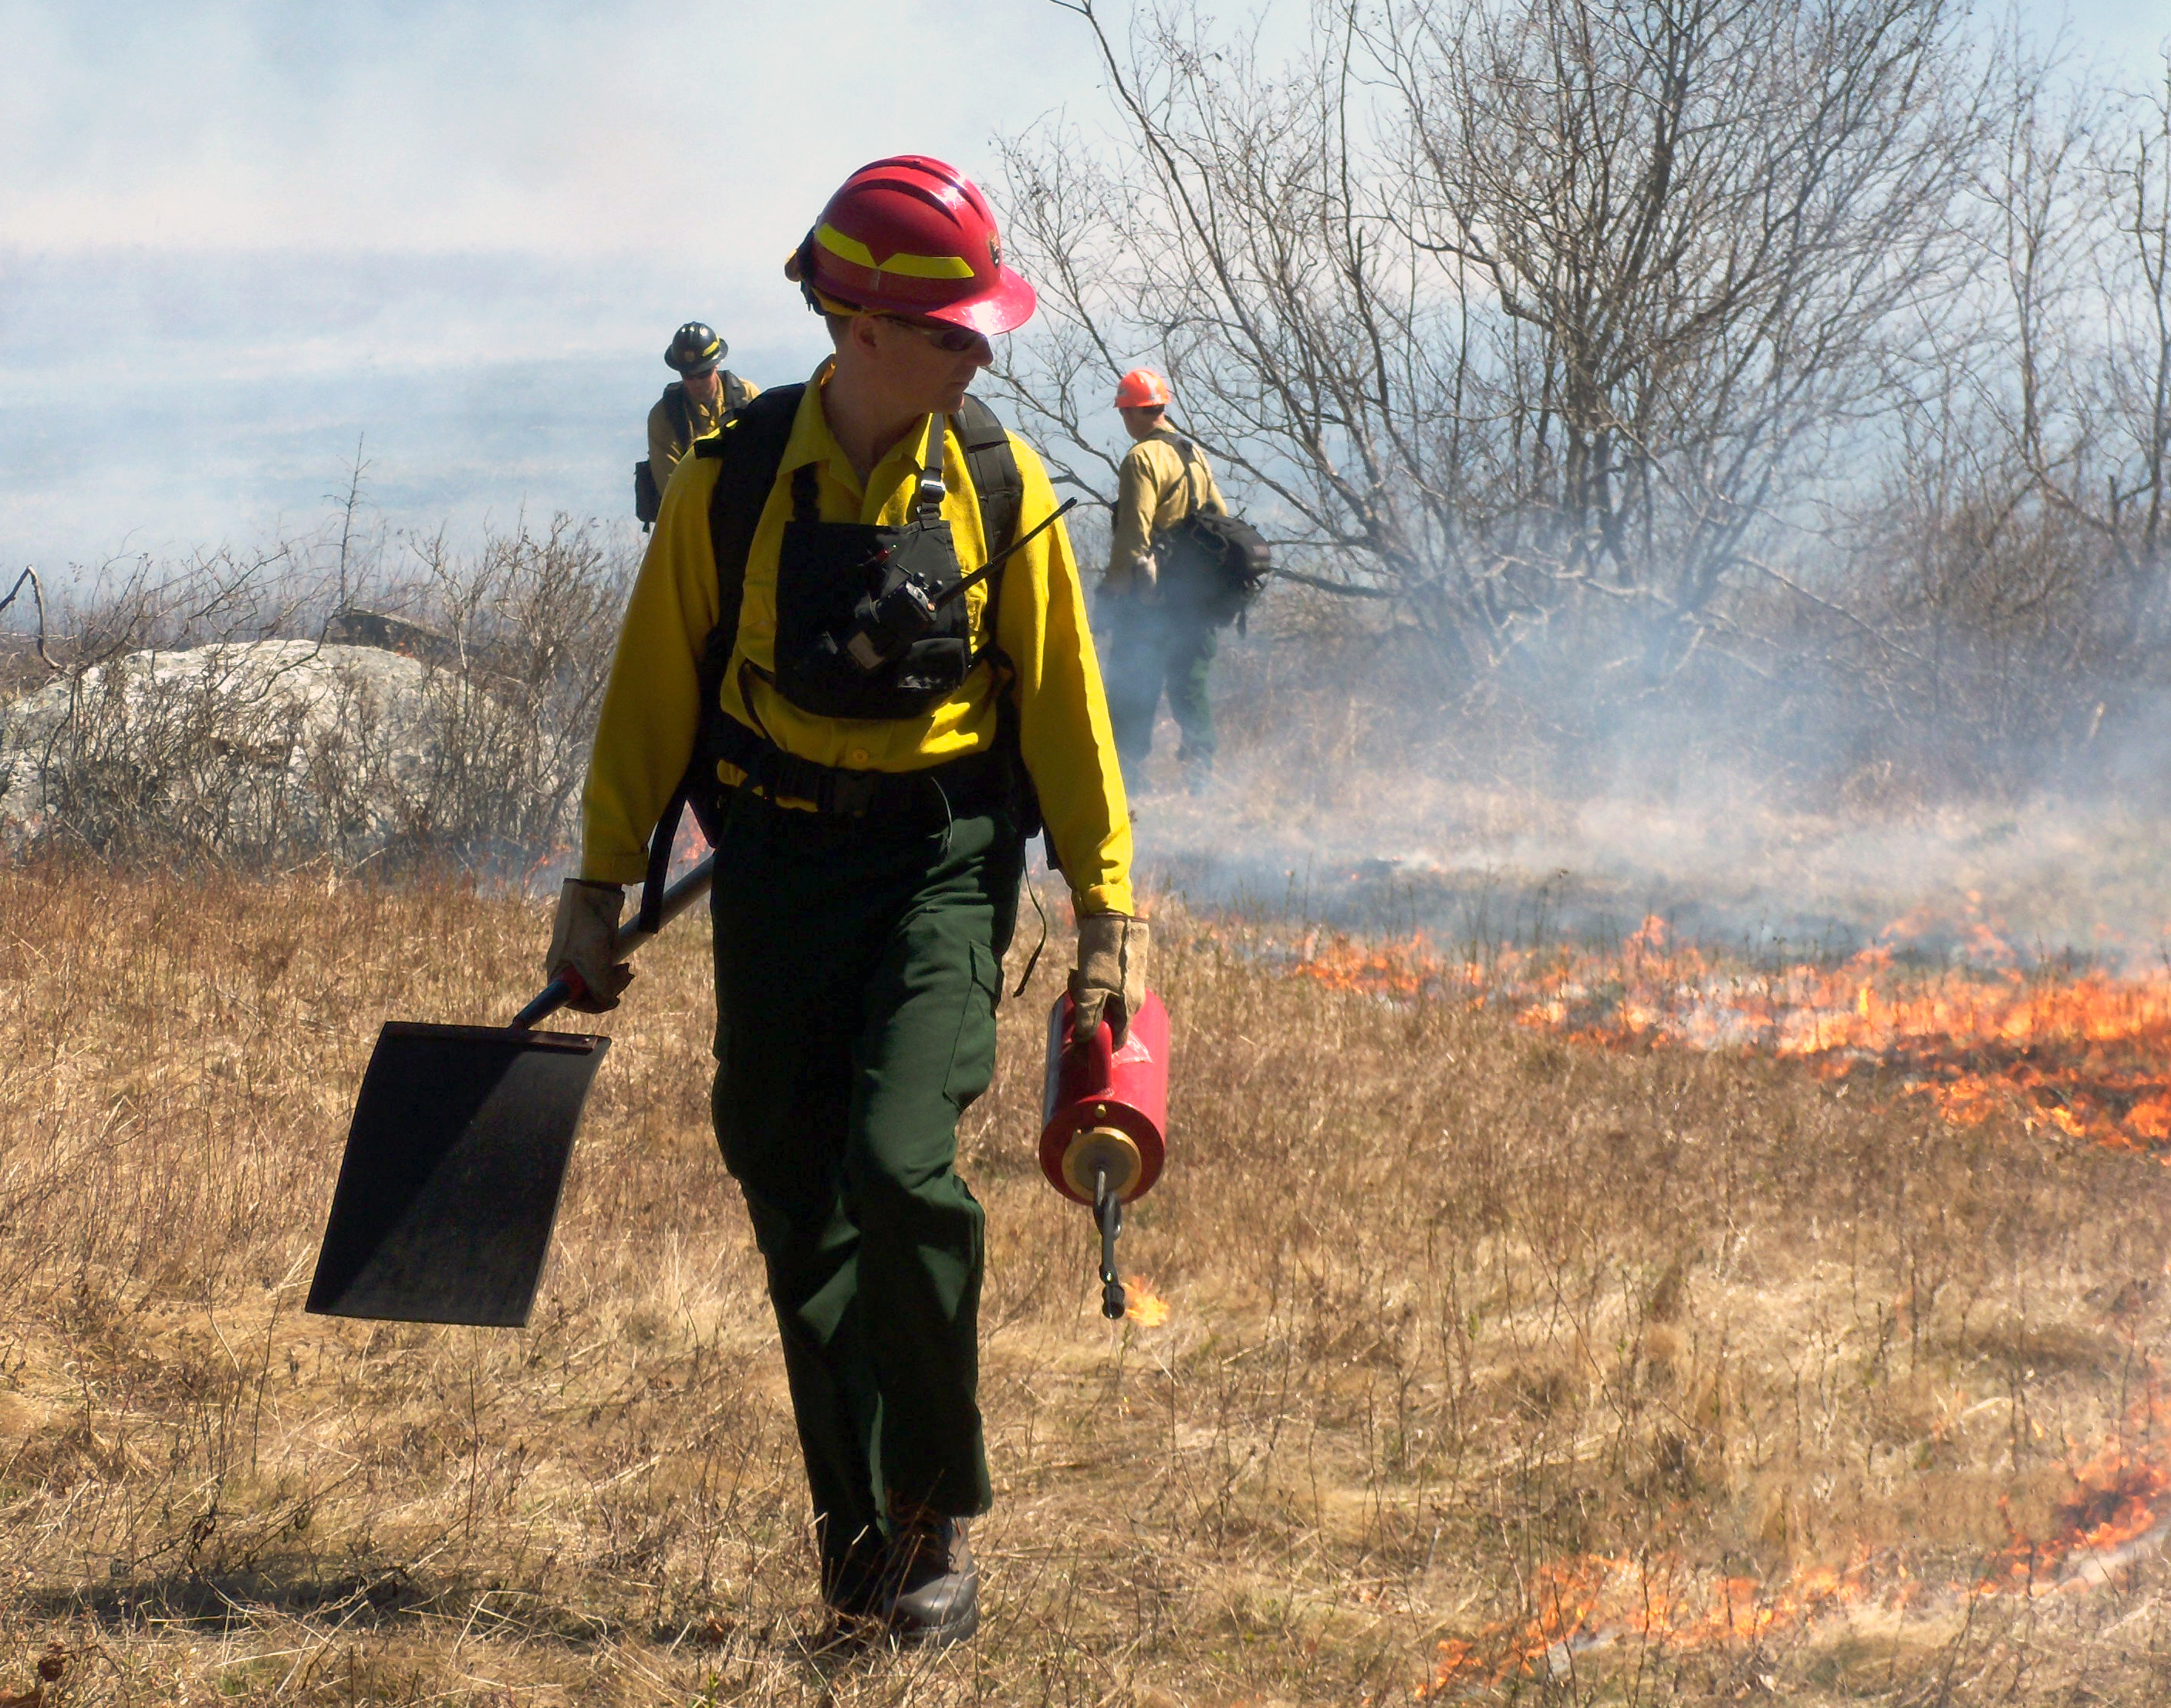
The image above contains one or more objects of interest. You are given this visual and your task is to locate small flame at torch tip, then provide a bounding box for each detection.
[1123,1276,1170,1327]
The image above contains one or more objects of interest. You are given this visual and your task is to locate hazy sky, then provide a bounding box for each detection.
[3,1,2166,579]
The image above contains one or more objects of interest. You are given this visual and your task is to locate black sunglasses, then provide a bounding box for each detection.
[875,314,992,356]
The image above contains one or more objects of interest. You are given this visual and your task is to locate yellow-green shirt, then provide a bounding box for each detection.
[647,373,759,495]
[1104,429,1227,597]
[582,361,1135,916]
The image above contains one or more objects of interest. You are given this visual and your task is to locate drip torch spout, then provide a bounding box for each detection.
[1040,991,1168,1327]
[1096,1166,1126,1320]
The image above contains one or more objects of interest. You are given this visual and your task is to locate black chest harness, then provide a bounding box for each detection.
[762,427,980,720]
[636,384,1052,929]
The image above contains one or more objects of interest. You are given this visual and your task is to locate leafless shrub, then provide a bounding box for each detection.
[376,518,630,865]
[0,518,631,872]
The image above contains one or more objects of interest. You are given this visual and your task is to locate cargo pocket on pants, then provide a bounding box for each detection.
[943,939,1001,1112]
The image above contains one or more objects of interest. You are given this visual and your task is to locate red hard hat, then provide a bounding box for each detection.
[785,156,1037,336]
[1114,368,1173,409]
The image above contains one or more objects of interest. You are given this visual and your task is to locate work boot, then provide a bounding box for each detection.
[883,1511,978,1646]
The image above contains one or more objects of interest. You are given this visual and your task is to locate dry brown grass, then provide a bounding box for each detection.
[2,862,2169,1704]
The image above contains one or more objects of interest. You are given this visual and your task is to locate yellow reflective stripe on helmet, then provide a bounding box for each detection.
[876,252,976,280]
[814,223,975,281]
[815,224,877,267]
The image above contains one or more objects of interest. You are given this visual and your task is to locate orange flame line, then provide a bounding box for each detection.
[1281,911,2171,1157]
[1413,1389,2171,1694]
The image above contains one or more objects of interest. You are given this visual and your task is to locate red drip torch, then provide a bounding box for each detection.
[1040,990,1170,1319]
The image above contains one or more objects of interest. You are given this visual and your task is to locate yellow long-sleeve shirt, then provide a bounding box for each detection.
[646,373,760,495]
[1103,429,1227,598]
[583,362,1136,916]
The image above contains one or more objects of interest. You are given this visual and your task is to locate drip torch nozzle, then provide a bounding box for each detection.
[1096,1166,1126,1320]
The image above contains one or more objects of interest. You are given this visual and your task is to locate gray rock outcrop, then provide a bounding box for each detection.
[0,640,452,859]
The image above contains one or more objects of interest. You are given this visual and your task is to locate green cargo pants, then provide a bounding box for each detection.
[707,784,1022,1602]
[1102,594,1217,778]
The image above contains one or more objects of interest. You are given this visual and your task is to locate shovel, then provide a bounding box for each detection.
[305,856,715,1328]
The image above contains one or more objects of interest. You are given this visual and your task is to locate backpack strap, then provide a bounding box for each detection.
[665,383,693,446]
[635,382,803,931]
[952,394,1022,643]
[1168,433,1221,518]
[696,383,805,726]
[950,394,1052,865]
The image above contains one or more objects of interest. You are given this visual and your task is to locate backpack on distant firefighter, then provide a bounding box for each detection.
[633,461,663,528]
[1153,438,1271,628]
[634,374,756,531]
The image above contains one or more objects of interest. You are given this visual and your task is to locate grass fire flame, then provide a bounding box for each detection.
[1291,905,2171,1156]
[1416,1389,2171,1694]
[1123,1274,1170,1327]
[1284,901,2171,1695]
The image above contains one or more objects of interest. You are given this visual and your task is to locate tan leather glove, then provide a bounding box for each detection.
[546,879,633,1014]
[1072,913,1149,1045]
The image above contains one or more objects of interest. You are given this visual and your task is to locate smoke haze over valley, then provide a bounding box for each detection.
[2,1,2163,576]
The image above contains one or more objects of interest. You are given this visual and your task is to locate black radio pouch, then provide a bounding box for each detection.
[768,431,975,720]
[771,504,971,717]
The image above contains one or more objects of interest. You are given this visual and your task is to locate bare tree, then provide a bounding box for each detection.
[1811,43,2171,780]
[2074,61,2171,651]
[998,0,1997,688]
[1000,5,1473,640]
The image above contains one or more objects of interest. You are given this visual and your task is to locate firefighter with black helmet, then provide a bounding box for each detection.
[637,323,760,523]
[1099,368,1228,795]
[549,157,1140,1647]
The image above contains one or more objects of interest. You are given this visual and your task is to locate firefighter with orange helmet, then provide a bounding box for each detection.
[1100,366,1229,793]
[549,157,1140,1646]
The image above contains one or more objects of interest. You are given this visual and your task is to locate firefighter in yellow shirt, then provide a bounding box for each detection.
[1099,368,1228,793]
[636,323,759,524]
[546,158,1141,1648]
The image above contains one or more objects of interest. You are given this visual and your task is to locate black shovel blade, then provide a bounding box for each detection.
[306,1021,610,1327]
